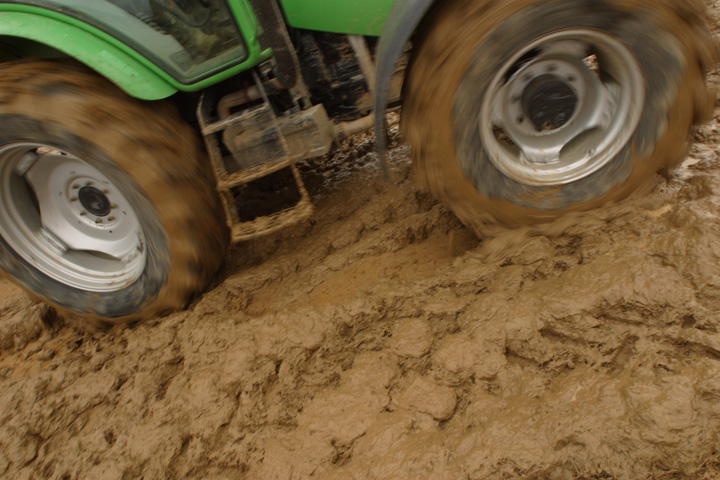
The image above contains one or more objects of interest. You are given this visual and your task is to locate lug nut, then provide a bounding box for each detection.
[95,218,102,224]
[80,210,87,216]
[72,183,80,189]
[70,196,78,202]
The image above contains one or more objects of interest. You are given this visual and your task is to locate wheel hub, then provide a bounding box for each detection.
[480,29,644,186]
[0,143,147,292]
[78,185,112,217]
[522,74,577,131]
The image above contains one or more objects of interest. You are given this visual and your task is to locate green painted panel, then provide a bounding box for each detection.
[279,0,394,36]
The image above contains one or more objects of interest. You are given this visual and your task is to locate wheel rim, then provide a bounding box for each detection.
[480,28,644,186]
[0,143,147,292]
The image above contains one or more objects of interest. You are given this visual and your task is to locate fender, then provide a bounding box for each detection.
[373,0,435,178]
[0,3,272,101]
[0,9,176,100]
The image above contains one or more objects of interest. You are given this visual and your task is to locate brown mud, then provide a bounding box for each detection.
[3,10,720,480]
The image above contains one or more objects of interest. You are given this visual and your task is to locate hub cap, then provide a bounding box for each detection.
[522,74,578,131]
[480,29,644,186]
[79,186,112,217]
[0,143,146,292]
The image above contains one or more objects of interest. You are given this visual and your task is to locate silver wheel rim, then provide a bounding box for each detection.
[0,143,146,292]
[480,28,644,186]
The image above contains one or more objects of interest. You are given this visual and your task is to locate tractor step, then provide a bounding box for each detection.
[228,165,314,242]
[197,90,329,242]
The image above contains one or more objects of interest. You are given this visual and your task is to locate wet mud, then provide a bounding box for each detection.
[3,11,720,480]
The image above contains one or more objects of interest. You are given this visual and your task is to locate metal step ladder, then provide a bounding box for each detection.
[197,92,315,242]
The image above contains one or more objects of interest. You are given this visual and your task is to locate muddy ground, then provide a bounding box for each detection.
[3,10,720,480]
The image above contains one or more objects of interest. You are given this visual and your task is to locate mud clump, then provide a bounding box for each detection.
[3,27,720,480]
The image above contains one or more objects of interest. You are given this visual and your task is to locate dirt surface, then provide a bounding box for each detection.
[3,10,720,480]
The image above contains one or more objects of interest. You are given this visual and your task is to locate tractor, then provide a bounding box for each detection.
[0,0,715,322]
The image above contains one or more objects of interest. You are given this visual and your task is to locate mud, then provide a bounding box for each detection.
[3,12,720,480]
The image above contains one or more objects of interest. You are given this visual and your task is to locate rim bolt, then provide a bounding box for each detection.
[102,189,109,195]
[70,196,78,202]
[108,216,115,222]
[80,210,87,216]
[110,204,118,209]
[95,218,102,224]
[86,181,94,186]
[72,183,80,189]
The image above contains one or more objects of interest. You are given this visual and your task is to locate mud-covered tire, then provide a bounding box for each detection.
[0,60,228,323]
[403,0,717,229]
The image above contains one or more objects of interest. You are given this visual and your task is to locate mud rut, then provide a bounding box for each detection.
[3,13,720,480]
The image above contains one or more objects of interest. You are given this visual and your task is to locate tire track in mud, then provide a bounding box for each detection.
[3,41,720,480]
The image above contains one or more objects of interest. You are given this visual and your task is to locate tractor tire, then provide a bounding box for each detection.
[403,0,717,229]
[0,60,228,323]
